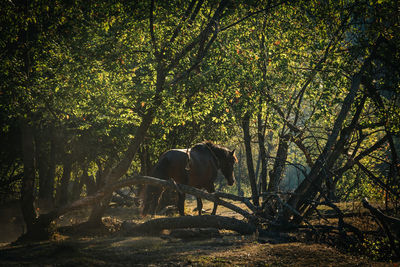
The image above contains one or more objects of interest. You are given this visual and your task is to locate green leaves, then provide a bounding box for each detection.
[1,0,398,203]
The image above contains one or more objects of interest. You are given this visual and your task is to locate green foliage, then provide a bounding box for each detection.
[0,0,399,207]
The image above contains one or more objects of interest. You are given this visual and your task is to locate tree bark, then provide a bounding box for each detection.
[56,153,72,206]
[242,112,259,206]
[45,125,56,202]
[257,111,268,195]
[20,120,37,234]
[267,134,290,193]
[236,148,244,196]
[36,129,49,200]
[139,144,153,175]
[35,125,56,211]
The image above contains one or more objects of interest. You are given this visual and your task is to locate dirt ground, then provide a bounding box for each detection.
[0,199,398,266]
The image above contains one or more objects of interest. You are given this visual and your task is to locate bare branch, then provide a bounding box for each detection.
[169,0,197,44]
[166,0,228,71]
[356,161,400,198]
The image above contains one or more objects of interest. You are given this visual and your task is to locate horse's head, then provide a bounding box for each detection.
[220,149,237,186]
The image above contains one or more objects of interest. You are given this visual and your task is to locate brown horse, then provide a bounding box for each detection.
[141,141,237,216]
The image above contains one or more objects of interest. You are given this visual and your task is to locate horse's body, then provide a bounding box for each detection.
[141,141,237,216]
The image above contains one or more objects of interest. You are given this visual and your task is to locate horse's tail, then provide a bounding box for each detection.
[140,156,169,216]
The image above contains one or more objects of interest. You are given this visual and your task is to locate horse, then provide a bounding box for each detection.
[141,141,237,216]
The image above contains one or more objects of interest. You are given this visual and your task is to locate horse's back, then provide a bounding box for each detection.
[151,149,189,183]
[152,144,218,190]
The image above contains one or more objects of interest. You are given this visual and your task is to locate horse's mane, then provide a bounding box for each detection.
[200,141,238,162]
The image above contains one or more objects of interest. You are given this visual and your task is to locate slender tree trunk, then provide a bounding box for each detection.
[267,133,290,193]
[254,154,261,182]
[36,129,48,199]
[139,145,153,175]
[236,148,244,196]
[37,125,56,210]
[71,176,83,201]
[46,126,56,200]
[264,131,274,188]
[83,173,97,196]
[57,153,72,206]
[242,112,259,206]
[20,120,37,233]
[257,110,268,195]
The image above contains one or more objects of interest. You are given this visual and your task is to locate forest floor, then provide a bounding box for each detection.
[0,199,398,266]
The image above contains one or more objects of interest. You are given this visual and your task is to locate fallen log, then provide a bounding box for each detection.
[112,176,257,221]
[18,175,258,242]
[122,215,257,236]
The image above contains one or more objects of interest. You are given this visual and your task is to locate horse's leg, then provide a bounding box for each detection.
[211,202,218,215]
[196,197,203,216]
[207,183,218,215]
[177,192,186,216]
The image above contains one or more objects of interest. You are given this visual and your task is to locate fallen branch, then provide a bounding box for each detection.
[122,215,257,236]
[213,192,258,213]
[31,175,259,233]
[314,200,364,241]
[275,195,316,232]
[362,198,400,258]
[115,175,258,221]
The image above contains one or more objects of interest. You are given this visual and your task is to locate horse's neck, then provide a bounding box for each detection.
[205,144,224,168]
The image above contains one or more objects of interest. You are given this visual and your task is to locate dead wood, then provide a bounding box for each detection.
[111,176,258,221]
[169,228,221,239]
[21,175,258,241]
[122,215,257,236]
[313,200,364,241]
[362,198,400,257]
[213,192,258,213]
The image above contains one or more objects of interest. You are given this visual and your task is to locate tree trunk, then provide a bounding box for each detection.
[87,96,159,225]
[71,174,83,201]
[139,145,153,175]
[242,112,259,206]
[37,125,56,211]
[267,133,290,193]
[236,148,244,196]
[83,172,97,196]
[297,95,367,219]
[36,130,48,199]
[20,120,37,234]
[46,126,56,200]
[257,112,268,195]
[56,153,72,206]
